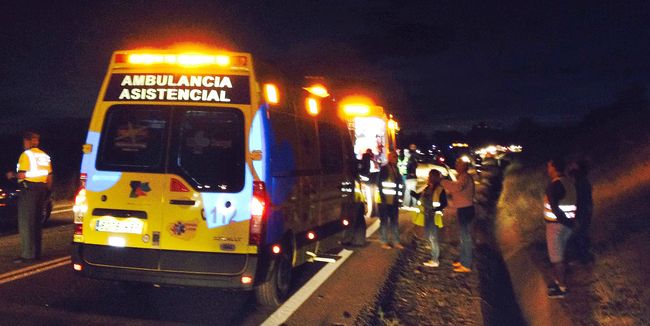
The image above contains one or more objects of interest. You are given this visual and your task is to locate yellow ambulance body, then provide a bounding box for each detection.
[72,49,358,306]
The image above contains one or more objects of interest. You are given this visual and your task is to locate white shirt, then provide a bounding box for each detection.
[441,172,474,208]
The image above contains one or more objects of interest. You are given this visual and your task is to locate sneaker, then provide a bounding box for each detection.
[453,265,472,273]
[381,243,392,250]
[394,243,405,250]
[547,284,567,299]
[423,260,439,267]
[452,261,461,267]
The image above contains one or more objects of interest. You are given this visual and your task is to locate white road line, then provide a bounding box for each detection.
[262,219,380,325]
[51,207,72,214]
[0,256,71,285]
[261,248,354,326]
[366,218,380,238]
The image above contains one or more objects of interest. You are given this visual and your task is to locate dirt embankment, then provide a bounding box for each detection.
[496,159,650,325]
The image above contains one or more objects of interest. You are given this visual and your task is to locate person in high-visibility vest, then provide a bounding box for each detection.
[14,131,52,263]
[377,152,404,249]
[417,169,447,267]
[544,157,576,299]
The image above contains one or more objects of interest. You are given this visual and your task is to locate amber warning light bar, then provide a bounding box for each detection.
[114,53,248,68]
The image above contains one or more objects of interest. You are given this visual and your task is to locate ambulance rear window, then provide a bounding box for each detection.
[97,107,168,171]
[171,108,245,192]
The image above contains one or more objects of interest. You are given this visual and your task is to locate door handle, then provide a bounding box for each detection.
[170,199,196,206]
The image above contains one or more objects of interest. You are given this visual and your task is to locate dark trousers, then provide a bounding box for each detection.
[18,182,48,259]
[457,206,475,268]
[379,204,400,244]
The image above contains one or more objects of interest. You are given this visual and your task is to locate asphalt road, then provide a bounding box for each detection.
[0,205,407,325]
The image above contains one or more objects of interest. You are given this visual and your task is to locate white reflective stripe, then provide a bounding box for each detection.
[382,189,397,195]
[545,212,557,219]
[544,203,551,209]
[24,150,50,178]
[25,170,49,177]
[382,182,397,188]
[559,205,577,211]
[359,175,369,182]
[433,202,441,208]
[398,184,404,189]
[565,212,575,218]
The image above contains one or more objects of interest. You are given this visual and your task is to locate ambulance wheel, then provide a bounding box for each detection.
[256,252,292,307]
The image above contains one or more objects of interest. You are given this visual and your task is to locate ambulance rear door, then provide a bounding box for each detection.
[159,106,252,266]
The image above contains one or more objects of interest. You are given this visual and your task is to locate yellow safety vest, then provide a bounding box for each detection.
[380,166,403,205]
[17,148,52,183]
[543,177,577,221]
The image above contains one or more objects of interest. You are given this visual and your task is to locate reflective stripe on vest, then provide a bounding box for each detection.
[544,177,577,221]
[21,149,51,182]
[381,167,402,204]
[432,185,443,209]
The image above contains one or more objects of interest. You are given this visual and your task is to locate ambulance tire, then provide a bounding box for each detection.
[256,249,292,307]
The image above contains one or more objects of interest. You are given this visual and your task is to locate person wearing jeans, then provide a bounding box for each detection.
[441,158,475,272]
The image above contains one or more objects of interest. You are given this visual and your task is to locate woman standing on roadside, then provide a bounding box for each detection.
[418,169,447,267]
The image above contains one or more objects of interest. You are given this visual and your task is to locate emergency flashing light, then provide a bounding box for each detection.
[342,219,350,226]
[387,119,398,131]
[118,53,245,67]
[241,276,253,284]
[307,231,316,240]
[264,84,279,104]
[304,84,330,98]
[73,264,83,271]
[342,104,371,116]
[306,97,319,116]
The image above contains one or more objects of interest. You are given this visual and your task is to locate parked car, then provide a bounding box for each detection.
[0,174,52,224]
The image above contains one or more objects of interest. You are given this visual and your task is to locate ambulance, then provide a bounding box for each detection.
[338,99,399,217]
[71,48,359,306]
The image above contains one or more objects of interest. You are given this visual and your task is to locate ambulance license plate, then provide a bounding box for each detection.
[95,219,143,234]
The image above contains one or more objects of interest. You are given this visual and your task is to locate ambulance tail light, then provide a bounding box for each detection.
[249,181,268,245]
[73,173,88,226]
[170,178,190,192]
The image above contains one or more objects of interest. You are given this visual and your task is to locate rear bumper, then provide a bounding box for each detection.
[72,243,260,289]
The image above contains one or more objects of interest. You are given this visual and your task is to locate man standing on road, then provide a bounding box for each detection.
[14,131,52,263]
[441,158,475,273]
[544,157,576,298]
[377,152,404,249]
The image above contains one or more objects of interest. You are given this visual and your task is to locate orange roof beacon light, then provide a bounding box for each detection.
[124,53,234,67]
[306,97,320,116]
[264,83,279,105]
[387,114,399,131]
[303,84,330,98]
[342,104,371,116]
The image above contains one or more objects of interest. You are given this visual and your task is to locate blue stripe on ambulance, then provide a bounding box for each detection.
[82,131,121,192]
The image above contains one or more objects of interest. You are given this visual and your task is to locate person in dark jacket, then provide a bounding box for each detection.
[544,157,576,298]
[568,159,594,264]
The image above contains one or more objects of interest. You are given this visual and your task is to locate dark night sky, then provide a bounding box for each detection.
[1,1,649,132]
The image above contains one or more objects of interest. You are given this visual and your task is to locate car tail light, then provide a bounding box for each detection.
[249,181,268,245]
